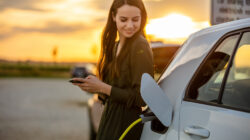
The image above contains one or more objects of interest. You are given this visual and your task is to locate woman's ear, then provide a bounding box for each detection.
[112,12,116,22]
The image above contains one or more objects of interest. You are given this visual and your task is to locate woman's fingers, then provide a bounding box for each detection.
[71,75,100,93]
[80,86,95,93]
[86,74,96,78]
[71,77,87,83]
[76,83,90,91]
[74,82,88,87]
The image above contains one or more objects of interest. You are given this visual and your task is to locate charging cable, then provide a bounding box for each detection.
[119,112,156,140]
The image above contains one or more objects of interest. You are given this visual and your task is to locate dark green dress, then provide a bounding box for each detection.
[96,35,154,140]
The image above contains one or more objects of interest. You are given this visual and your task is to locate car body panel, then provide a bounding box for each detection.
[140,18,250,140]
[179,101,250,140]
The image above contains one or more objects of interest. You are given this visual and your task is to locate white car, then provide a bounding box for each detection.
[140,18,250,140]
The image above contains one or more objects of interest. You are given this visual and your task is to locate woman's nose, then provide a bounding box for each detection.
[126,20,134,28]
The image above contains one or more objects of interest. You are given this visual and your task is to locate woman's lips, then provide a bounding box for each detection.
[126,31,133,34]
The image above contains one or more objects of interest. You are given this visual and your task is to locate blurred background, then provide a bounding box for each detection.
[0,0,211,63]
[1,0,249,139]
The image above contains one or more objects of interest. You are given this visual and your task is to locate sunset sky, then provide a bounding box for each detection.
[0,0,210,62]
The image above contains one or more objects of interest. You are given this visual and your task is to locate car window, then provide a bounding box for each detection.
[187,34,240,102]
[222,32,250,110]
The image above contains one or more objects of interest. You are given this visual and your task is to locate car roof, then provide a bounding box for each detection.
[195,18,250,38]
[158,18,250,106]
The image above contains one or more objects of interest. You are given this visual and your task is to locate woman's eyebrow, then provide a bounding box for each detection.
[119,16,140,18]
[132,16,140,19]
[120,16,127,19]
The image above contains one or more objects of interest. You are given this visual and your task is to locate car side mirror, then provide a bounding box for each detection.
[140,73,173,127]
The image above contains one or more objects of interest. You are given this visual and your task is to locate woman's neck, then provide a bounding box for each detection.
[116,35,126,57]
[119,35,126,47]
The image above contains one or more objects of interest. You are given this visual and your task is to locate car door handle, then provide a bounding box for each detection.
[184,126,210,138]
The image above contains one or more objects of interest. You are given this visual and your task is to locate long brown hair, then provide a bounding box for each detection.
[97,0,147,81]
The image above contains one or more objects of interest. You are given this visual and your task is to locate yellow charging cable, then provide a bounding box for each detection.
[119,118,142,140]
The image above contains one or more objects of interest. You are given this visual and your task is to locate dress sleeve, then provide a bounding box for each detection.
[109,39,154,108]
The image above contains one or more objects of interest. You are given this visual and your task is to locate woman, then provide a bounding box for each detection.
[72,0,154,139]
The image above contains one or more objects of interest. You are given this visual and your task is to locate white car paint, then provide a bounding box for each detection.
[140,18,250,140]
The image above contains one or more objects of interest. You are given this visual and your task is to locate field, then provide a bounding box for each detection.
[0,61,77,78]
[0,60,164,80]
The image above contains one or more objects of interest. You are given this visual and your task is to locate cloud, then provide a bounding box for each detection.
[0,21,95,40]
[0,0,62,12]
[94,17,107,23]
[143,0,163,1]
[144,0,210,21]
[0,32,12,40]
[86,0,209,21]
[86,0,112,11]
[15,21,91,33]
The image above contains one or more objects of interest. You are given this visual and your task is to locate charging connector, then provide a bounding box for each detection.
[119,112,156,140]
[140,112,156,123]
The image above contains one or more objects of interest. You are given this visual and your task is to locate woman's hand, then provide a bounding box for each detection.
[72,75,111,96]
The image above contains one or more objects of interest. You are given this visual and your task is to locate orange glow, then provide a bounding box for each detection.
[235,45,250,67]
[0,29,102,63]
[0,0,210,62]
[146,13,210,44]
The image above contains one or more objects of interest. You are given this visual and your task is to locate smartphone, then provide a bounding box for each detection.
[69,79,84,83]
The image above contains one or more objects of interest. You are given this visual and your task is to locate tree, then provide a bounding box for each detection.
[52,46,58,64]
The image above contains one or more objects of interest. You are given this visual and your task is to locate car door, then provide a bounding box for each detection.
[179,30,250,140]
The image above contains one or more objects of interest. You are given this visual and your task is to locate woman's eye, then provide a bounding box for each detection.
[132,19,139,22]
[120,18,127,22]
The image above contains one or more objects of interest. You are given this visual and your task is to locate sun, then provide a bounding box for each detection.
[146,13,210,41]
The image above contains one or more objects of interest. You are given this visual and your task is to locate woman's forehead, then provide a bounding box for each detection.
[116,4,141,17]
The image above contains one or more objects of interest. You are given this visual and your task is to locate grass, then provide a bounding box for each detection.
[0,62,73,78]
[0,61,163,80]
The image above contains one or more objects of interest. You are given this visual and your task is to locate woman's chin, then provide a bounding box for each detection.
[124,33,135,38]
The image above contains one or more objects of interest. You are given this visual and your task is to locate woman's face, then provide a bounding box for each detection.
[113,4,141,38]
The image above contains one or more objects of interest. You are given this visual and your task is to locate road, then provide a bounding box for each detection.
[0,78,92,140]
